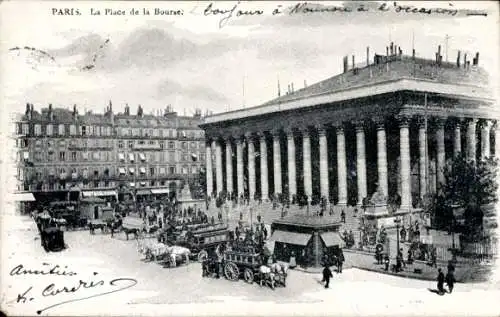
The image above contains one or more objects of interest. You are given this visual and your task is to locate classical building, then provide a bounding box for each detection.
[200,44,499,216]
[13,103,206,204]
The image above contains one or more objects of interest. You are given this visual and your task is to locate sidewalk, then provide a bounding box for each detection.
[343,249,493,283]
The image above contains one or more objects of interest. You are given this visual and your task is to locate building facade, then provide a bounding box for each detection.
[200,45,499,212]
[14,103,205,203]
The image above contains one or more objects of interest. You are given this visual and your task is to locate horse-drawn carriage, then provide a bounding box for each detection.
[202,244,288,289]
[41,226,66,252]
[121,217,146,240]
[159,223,229,262]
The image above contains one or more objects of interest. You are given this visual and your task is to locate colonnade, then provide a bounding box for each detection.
[206,116,498,209]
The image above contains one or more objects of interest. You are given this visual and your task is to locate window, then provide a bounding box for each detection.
[181,142,187,150]
[34,124,41,136]
[183,154,189,161]
[149,140,154,145]
[94,170,99,177]
[150,167,155,176]
[138,140,145,145]
[128,140,133,148]
[190,142,196,149]
[169,166,175,174]
[59,140,66,147]
[82,152,89,160]
[81,126,87,136]
[71,151,77,161]
[107,127,112,136]
[150,180,155,186]
[70,125,77,135]
[160,180,165,186]
[22,139,29,148]
[22,124,29,135]
[159,141,164,149]
[34,152,42,162]
[95,126,100,136]
[159,167,165,175]
[118,141,124,148]
[59,151,66,161]
[48,151,54,162]
[168,141,175,149]
[58,124,65,135]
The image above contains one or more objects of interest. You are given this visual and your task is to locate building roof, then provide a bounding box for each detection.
[262,55,489,108]
[272,214,342,228]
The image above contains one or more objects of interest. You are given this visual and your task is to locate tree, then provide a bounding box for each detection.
[433,154,498,237]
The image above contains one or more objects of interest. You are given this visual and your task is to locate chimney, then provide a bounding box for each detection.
[399,47,402,56]
[291,82,294,93]
[386,46,389,58]
[466,61,470,70]
[287,84,290,94]
[463,53,467,69]
[48,103,54,121]
[25,103,31,120]
[304,79,307,88]
[352,55,355,70]
[437,45,441,57]
[343,56,348,73]
[456,51,461,68]
[412,49,415,59]
[475,52,479,66]
[366,46,370,66]
[390,42,394,55]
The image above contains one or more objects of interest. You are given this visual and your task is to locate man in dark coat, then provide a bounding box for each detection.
[437,268,445,295]
[322,265,333,289]
[337,250,345,273]
[446,269,456,293]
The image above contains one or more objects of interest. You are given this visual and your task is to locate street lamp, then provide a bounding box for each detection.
[394,216,402,261]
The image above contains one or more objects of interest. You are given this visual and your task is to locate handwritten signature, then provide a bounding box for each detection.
[10,263,137,315]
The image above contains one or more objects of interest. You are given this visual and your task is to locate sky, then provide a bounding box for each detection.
[0,1,498,118]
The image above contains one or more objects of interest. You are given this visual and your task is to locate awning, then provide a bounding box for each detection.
[140,181,146,186]
[129,167,135,174]
[82,190,117,197]
[271,230,311,246]
[129,182,135,187]
[118,153,125,161]
[71,172,78,179]
[12,192,35,201]
[151,188,169,194]
[23,152,29,159]
[139,167,146,174]
[129,153,135,161]
[139,153,146,161]
[119,167,126,175]
[136,189,151,195]
[321,232,343,247]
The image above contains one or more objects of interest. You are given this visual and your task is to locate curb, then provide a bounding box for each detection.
[352,265,436,281]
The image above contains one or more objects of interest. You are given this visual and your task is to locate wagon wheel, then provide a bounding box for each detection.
[243,268,254,284]
[224,262,239,281]
[198,250,208,262]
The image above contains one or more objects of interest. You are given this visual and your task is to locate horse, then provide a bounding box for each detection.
[122,227,140,240]
[258,265,276,289]
[165,246,191,267]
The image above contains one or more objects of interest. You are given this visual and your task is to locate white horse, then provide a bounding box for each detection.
[259,265,276,289]
[270,263,289,275]
[166,246,191,267]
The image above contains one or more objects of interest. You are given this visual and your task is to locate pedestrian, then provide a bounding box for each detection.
[446,269,456,293]
[437,268,445,295]
[384,254,390,271]
[341,209,346,223]
[322,264,333,289]
[338,250,345,273]
[289,251,297,269]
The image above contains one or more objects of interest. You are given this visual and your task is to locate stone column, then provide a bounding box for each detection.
[336,124,347,206]
[466,118,478,162]
[317,125,329,202]
[355,121,367,205]
[480,119,491,159]
[302,128,312,201]
[435,118,445,187]
[205,141,213,197]
[399,116,411,211]
[453,119,462,157]
[417,117,427,199]
[272,130,282,195]
[215,139,223,195]
[375,118,388,198]
[286,129,296,202]
[246,134,256,200]
[236,138,244,198]
[225,137,233,195]
[259,132,269,200]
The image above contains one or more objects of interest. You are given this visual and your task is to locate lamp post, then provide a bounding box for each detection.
[394,216,402,260]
